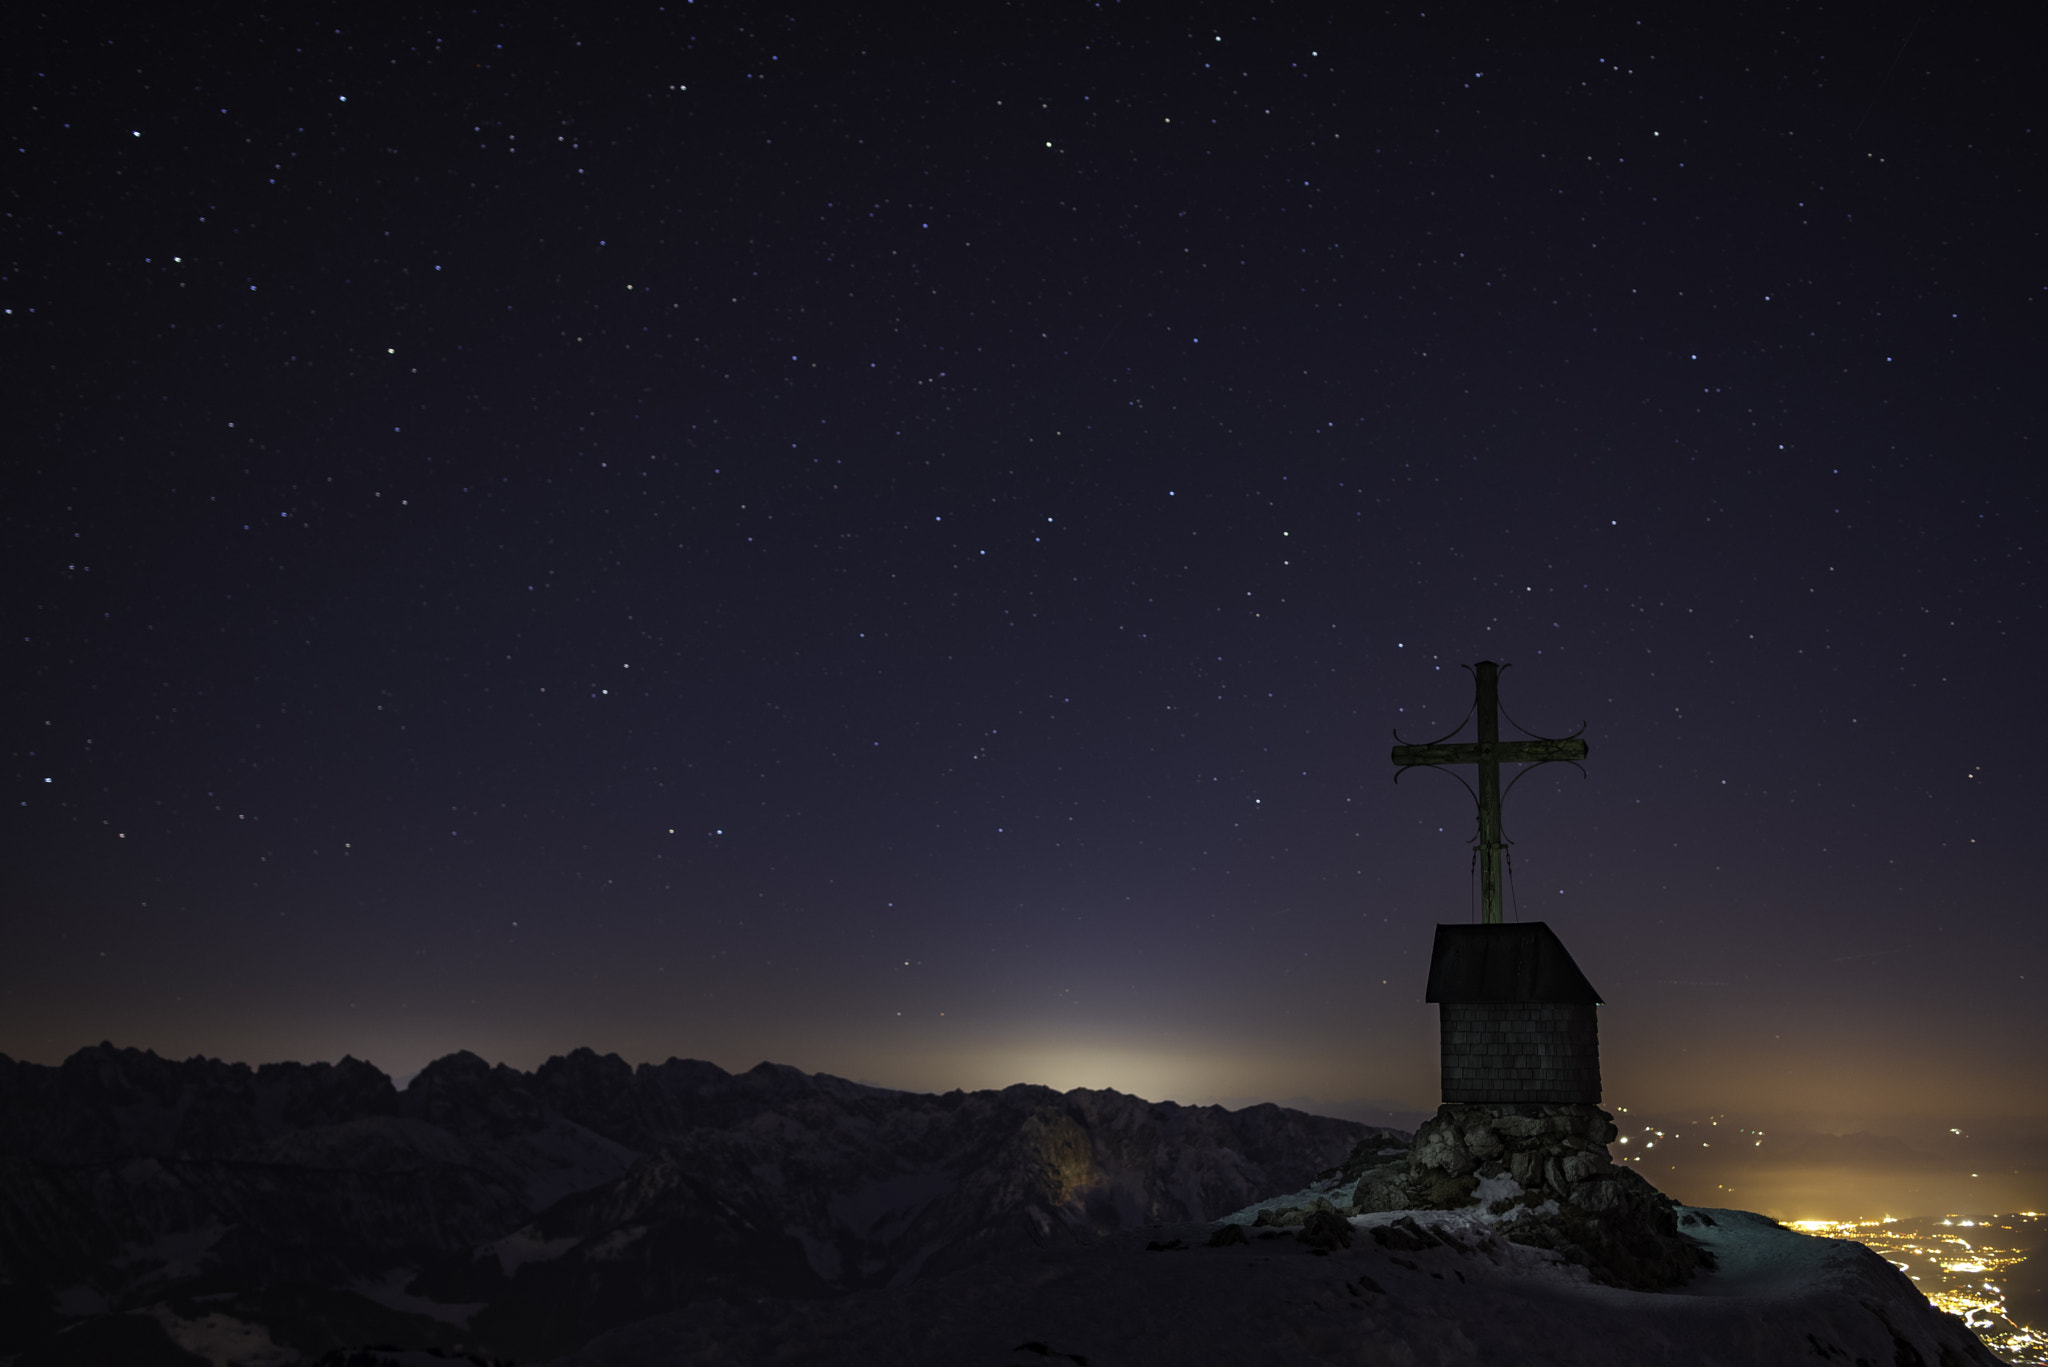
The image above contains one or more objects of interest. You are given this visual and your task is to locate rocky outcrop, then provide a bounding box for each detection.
[1320,1102,1706,1290]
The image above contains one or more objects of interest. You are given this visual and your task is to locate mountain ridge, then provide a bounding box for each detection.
[0,1042,1384,1362]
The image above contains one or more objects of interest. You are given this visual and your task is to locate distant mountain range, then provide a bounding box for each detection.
[0,1044,1388,1363]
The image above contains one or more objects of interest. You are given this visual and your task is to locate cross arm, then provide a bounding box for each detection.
[1390,738,1589,767]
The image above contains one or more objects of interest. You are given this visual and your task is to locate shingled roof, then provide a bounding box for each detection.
[1424,922,1602,1005]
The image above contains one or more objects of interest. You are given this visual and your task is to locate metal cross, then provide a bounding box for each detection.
[1391,661,1588,925]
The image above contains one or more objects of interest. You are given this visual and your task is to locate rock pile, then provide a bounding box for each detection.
[1322,1102,1710,1290]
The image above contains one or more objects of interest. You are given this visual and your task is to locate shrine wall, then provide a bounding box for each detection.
[1438,1003,1601,1105]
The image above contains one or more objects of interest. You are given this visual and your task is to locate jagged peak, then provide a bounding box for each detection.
[999,1082,1065,1103]
[741,1060,808,1081]
[53,1043,260,1094]
[634,1056,732,1085]
[539,1045,633,1074]
[409,1049,503,1082]
[65,1040,174,1067]
[1059,1084,1143,1104]
[252,1054,390,1081]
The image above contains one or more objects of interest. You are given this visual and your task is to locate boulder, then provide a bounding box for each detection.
[1297,1208,1354,1252]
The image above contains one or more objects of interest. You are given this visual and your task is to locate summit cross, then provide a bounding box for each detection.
[1391,660,1589,925]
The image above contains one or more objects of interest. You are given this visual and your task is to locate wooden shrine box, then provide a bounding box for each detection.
[1425,922,1602,1105]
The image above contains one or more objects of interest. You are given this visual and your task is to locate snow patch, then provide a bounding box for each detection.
[828,1170,955,1238]
[149,1303,294,1367]
[350,1267,482,1328]
[488,1225,581,1277]
[584,1225,646,1261]
[1212,1174,1350,1226]
[789,1226,844,1282]
[1470,1169,1522,1213]
[501,1117,642,1210]
[1673,1206,1844,1299]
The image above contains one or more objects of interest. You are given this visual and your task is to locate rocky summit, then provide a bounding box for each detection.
[1323,1102,1706,1290]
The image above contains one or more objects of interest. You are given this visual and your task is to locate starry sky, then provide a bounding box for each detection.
[6,5,2042,1143]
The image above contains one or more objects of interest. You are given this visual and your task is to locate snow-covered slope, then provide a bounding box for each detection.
[551,1202,2000,1366]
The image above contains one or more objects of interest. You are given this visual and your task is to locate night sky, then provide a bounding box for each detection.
[7,5,2041,1151]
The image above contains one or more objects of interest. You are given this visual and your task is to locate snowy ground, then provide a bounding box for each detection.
[555,1199,2001,1366]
